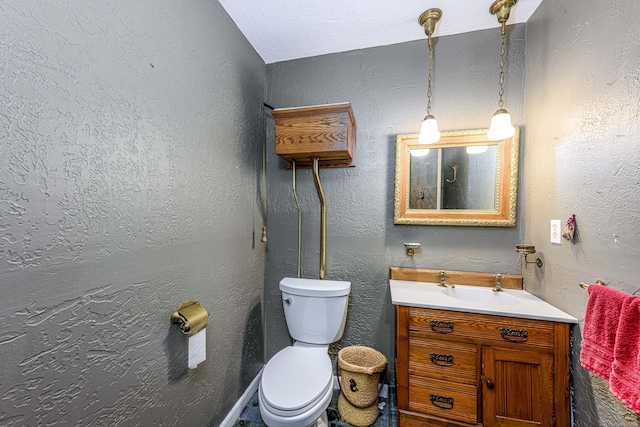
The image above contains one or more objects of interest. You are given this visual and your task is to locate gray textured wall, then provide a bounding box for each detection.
[264,26,526,373]
[524,1,640,425]
[0,1,265,425]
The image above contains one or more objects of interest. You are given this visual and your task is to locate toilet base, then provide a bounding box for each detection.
[312,412,328,427]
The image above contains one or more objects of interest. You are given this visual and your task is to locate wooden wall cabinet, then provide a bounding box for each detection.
[396,306,570,427]
[273,102,356,169]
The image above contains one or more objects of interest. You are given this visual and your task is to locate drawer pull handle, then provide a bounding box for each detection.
[430,393,454,409]
[500,327,528,342]
[430,353,454,366]
[430,320,454,333]
[486,379,495,389]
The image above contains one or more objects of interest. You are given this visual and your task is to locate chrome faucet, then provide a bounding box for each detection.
[493,273,503,292]
[439,270,454,288]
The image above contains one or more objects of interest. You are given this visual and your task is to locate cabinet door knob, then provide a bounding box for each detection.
[486,379,495,389]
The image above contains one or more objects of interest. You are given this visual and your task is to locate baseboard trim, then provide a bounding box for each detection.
[219,367,263,427]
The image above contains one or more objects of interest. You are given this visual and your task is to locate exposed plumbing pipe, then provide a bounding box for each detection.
[292,160,302,278]
[311,157,326,280]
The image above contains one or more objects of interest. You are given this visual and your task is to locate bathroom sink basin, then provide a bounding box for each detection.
[390,279,578,323]
[441,286,521,306]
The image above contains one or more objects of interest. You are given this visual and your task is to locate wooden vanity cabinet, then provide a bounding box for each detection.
[396,306,570,427]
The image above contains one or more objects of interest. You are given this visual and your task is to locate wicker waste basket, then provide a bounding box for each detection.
[337,346,388,427]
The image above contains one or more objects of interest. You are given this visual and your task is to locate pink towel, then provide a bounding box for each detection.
[580,285,628,380]
[610,295,640,415]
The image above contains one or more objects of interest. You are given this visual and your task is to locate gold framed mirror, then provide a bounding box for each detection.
[394,128,519,226]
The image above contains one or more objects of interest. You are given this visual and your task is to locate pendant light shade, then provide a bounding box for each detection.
[418,9,442,144]
[419,115,441,144]
[487,109,515,140]
[488,0,517,141]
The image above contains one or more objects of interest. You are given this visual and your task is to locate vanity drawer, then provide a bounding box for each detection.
[409,336,477,385]
[409,307,555,350]
[408,377,477,424]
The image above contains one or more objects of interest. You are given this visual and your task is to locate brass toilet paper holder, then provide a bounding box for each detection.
[171,301,209,336]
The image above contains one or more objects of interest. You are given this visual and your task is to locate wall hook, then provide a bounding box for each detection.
[446,163,457,183]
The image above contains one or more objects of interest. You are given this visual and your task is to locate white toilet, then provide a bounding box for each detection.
[259,277,351,427]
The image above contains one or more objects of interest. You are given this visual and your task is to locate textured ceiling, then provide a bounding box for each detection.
[217,0,543,64]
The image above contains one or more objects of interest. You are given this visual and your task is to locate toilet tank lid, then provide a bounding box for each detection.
[279,277,351,297]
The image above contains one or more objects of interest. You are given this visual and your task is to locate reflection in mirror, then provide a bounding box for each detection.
[395,128,519,226]
[409,145,497,210]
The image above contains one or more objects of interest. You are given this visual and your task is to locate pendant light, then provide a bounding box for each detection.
[418,8,442,144]
[487,0,516,141]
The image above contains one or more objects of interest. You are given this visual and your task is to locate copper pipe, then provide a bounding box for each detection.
[292,160,302,278]
[311,157,326,279]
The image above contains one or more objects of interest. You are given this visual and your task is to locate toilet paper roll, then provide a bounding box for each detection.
[188,328,206,369]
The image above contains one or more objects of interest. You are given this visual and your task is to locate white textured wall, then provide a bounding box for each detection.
[524,0,640,424]
[0,1,266,425]
[264,26,526,373]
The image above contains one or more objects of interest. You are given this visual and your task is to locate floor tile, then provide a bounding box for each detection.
[239,406,262,422]
[235,386,397,426]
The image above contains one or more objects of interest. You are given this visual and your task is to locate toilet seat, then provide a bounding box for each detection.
[260,345,332,417]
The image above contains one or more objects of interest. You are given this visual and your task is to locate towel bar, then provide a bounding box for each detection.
[579,280,606,289]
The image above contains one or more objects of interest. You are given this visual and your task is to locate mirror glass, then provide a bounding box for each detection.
[395,128,519,226]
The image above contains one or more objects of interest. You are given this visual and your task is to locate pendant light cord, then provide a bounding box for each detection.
[498,23,507,109]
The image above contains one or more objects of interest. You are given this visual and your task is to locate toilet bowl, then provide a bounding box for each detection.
[259,278,351,427]
[259,343,333,426]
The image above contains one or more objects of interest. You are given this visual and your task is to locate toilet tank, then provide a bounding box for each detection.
[279,278,351,344]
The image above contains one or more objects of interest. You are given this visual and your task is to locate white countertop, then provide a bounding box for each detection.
[390,280,578,324]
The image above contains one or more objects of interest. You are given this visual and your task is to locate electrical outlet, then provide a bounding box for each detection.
[550,220,562,244]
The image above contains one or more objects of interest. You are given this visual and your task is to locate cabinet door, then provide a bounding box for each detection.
[482,347,554,427]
